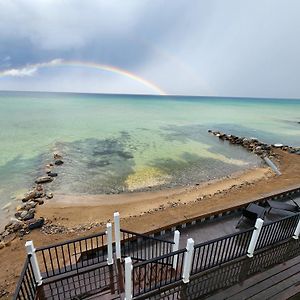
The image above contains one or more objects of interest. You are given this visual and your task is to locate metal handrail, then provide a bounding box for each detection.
[36,230,106,251]
[133,248,186,267]
[13,255,36,300]
[121,228,175,244]
[194,226,254,249]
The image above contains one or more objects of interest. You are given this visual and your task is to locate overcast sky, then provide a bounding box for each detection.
[0,0,300,97]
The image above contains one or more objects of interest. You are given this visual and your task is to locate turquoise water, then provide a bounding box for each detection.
[0,91,299,225]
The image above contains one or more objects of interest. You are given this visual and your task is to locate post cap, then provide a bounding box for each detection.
[106,222,112,228]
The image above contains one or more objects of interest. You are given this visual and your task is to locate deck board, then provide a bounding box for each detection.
[207,253,300,300]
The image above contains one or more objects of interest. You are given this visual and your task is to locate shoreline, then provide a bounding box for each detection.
[36,148,300,233]
[0,149,300,297]
[37,166,272,228]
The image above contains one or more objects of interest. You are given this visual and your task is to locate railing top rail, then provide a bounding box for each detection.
[133,247,187,268]
[262,212,300,226]
[36,230,106,251]
[194,226,254,249]
[13,255,32,300]
[121,228,175,244]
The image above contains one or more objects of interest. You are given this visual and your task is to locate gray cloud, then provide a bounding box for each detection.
[0,0,300,97]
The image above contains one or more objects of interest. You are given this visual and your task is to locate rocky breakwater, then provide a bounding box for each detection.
[0,152,64,249]
[208,130,300,159]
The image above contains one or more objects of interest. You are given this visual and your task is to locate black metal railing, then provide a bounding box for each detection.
[121,229,175,261]
[35,230,107,279]
[191,227,253,275]
[141,238,300,300]
[256,213,300,250]
[13,255,37,300]
[132,248,186,297]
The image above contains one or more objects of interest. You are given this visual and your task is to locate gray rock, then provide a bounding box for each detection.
[22,190,37,202]
[48,172,58,177]
[46,192,53,199]
[54,152,63,160]
[27,217,45,230]
[1,230,10,237]
[19,210,35,221]
[33,198,44,205]
[2,232,16,245]
[35,176,54,184]
[54,159,64,165]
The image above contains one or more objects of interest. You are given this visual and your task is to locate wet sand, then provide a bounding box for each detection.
[37,167,273,227]
[1,149,300,298]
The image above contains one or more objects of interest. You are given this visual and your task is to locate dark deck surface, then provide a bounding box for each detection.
[162,197,300,248]
[208,252,300,300]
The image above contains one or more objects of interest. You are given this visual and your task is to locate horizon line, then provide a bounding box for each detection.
[0,89,300,101]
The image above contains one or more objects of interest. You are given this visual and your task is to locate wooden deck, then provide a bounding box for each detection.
[42,262,123,300]
[208,253,300,300]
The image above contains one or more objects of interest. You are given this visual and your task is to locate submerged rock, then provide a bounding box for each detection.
[48,172,58,177]
[54,159,64,165]
[54,152,63,160]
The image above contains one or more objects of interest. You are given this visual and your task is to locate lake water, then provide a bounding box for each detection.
[0,91,299,225]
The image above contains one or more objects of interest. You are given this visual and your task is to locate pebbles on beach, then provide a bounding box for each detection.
[0,152,65,248]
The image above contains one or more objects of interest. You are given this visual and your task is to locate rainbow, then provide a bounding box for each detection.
[0,59,167,95]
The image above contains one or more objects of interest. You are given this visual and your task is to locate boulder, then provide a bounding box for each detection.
[54,159,64,165]
[53,152,63,160]
[35,176,53,184]
[1,230,10,238]
[17,209,35,221]
[48,172,58,177]
[46,193,53,199]
[27,217,45,230]
[2,232,16,245]
[22,190,37,202]
[36,184,44,192]
[18,201,37,211]
[33,198,44,205]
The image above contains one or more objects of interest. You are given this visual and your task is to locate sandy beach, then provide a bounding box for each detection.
[0,149,300,298]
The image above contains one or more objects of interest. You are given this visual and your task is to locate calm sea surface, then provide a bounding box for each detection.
[0,91,299,224]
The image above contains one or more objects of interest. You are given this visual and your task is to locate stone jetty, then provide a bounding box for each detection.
[208,130,300,158]
[0,152,64,248]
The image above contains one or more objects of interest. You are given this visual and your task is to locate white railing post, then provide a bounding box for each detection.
[25,241,42,286]
[114,212,121,260]
[247,218,264,258]
[172,230,180,269]
[182,238,194,283]
[293,218,300,239]
[124,257,132,300]
[106,223,114,265]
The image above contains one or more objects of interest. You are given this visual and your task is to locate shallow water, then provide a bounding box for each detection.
[0,91,299,224]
